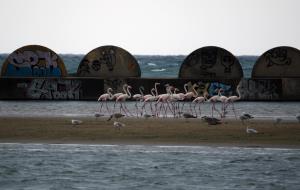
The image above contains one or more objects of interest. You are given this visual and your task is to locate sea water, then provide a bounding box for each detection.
[0,54,257,78]
[0,143,299,189]
[1,101,300,121]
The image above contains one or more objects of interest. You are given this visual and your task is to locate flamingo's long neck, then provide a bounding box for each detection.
[183,84,188,93]
[139,87,144,97]
[107,88,113,98]
[192,85,198,97]
[236,85,241,99]
[204,92,209,100]
[122,84,127,94]
[127,87,132,98]
[154,83,159,96]
[151,88,155,96]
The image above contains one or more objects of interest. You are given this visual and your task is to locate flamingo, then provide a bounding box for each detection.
[114,85,133,116]
[181,83,198,115]
[132,86,145,117]
[224,84,241,119]
[141,91,158,116]
[207,89,222,118]
[141,83,160,116]
[111,84,128,100]
[217,89,228,118]
[170,88,185,117]
[155,84,174,117]
[97,88,113,114]
[192,91,208,117]
[143,82,160,101]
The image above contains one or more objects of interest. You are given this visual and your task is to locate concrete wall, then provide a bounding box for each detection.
[0,77,299,101]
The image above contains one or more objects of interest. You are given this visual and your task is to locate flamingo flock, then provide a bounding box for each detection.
[96,82,242,119]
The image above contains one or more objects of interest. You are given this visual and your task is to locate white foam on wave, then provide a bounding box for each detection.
[151,68,166,72]
[147,62,157,66]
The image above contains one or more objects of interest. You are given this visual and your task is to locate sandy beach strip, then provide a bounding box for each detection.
[0,117,300,148]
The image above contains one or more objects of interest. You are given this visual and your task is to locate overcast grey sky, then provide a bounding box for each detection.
[0,0,299,55]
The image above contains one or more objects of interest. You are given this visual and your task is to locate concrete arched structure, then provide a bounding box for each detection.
[77,45,140,78]
[1,45,67,77]
[179,46,243,80]
[252,46,300,78]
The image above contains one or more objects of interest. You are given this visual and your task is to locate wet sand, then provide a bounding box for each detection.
[0,117,300,148]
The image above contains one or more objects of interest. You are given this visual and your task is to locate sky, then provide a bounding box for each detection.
[0,0,299,55]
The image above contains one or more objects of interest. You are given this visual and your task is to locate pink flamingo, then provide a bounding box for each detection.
[170,88,185,117]
[217,89,228,118]
[192,91,208,117]
[111,84,128,100]
[97,88,113,114]
[141,91,158,116]
[155,84,174,117]
[142,82,160,100]
[181,83,198,115]
[141,83,160,116]
[114,85,133,116]
[207,89,222,117]
[132,86,145,117]
[224,84,241,119]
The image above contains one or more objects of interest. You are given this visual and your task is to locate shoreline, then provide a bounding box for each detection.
[0,117,300,148]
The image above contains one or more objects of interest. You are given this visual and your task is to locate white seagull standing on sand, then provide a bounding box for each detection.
[246,126,258,134]
[71,119,83,126]
[113,121,125,130]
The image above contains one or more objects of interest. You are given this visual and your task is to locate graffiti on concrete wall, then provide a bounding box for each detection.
[104,79,126,94]
[78,48,117,75]
[17,79,81,100]
[240,79,280,100]
[265,48,291,67]
[5,51,64,77]
[207,82,233,96]
[179,47,243,79]
[192,81,234,97]
[221,55,234,73]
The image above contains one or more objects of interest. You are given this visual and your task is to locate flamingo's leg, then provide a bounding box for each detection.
[105,101,110,115]
[232,102,237,120]
[99,102,104,113]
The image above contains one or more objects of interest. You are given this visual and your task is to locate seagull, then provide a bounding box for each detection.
[296,114,300,123]
[107,113,125,121]
[182,112,197,119]
[94,112,104,119]
[246,126,258,134]
[242,112,254,119]
[143,114,155,119]
[273,117,282,126]
[240,112,254,124]
[113,121,125,130]
[71,119,83,126]
[201,116,222,125]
